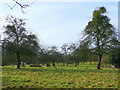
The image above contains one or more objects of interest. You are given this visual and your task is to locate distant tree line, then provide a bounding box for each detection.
[1,7,120,69]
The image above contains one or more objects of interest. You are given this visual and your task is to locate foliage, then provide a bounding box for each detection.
[2,15,39,68]
[109,46,120,67]
[71,41,91,64]
[83,7,118,69]
[101,55,110,65]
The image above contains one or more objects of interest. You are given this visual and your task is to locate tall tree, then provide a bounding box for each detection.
[3,15,39,68]
[71,41,91,66]
[47,46,59,67]
[67,43,79,66]
[83,7,118,69]
[61,44,71,66]
[61,43,77,66]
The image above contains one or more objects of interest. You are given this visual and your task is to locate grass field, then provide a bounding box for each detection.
[2,63,119,89]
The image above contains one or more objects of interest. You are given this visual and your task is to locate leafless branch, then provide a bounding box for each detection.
[6,0,35,13]
[6,3,17,10]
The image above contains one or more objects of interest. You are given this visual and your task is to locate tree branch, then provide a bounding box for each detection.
[6,0,35,13]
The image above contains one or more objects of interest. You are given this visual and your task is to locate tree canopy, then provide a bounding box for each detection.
[83,7,118,69]
[2,15,39,68]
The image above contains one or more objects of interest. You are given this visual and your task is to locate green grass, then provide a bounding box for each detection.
[2,63,119,89]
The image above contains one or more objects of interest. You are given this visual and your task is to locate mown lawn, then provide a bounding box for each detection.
[2,63,119,89]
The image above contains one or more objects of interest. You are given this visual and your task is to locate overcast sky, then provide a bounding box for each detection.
[0,1,118,49]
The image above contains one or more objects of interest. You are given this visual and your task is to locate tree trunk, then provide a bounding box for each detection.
[77,61,79,66]
[97,55,102,69]
[16,51,21,69]
[74,62,77,67]
[52,61,55,67]
[74,61,78,67]
[66,63,68,67]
